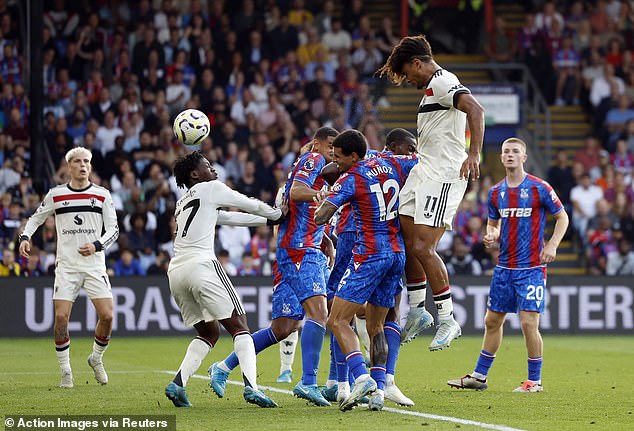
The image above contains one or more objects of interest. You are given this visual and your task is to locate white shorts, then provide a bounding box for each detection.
[53,267,112,301]
[399,164,468,230]
[168,259,245,327]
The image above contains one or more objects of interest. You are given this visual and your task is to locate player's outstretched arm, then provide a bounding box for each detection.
[540,208,569,264]
[290,180,322,202]
[213,181,282,221]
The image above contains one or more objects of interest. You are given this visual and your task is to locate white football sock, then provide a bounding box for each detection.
[234,333,258,390]
[354,316,371,357]
[177,337,211,387]
[279,331,298,373]
[55,338,71,372]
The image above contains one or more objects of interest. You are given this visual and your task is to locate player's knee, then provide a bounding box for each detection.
[520,319,539,335]
[98,312,113,327]
[55,312,70,325]
[371,333,388,364]
[327,315,344,333]
[484,315,503,332]
[411,241,434,259]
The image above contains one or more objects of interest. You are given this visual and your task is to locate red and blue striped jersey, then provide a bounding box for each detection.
[278,151,328,250]
[334,149,381,236]
[326,154,417,263]
[488,174,564,269]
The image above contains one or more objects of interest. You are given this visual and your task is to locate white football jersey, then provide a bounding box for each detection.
[169,180,281,267]
[22,183,119,271]
[416,69,471,182]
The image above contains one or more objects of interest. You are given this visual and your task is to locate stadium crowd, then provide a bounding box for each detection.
[1,0,634,277]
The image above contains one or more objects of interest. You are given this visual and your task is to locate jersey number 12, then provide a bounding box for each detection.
[370,179,399,221]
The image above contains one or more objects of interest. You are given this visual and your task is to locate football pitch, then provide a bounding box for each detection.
[1,335,632,431]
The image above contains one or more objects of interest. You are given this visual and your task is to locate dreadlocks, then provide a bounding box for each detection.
[376,35,434,86]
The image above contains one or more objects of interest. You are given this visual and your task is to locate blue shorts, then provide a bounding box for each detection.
[277,248,329,304]
[488,266,547,313]
[336,252,406,308]
[271,280,304,320]
[326,231,355,301]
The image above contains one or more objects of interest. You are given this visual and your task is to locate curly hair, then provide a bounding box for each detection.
[173,151,204,189]
[376,35,433,86]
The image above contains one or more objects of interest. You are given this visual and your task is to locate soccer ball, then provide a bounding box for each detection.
[173,109,211,146]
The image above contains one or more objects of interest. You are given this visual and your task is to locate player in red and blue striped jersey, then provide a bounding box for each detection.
[209,128,337,407]
[322,129,417,407]
[448,137,569,393]
[314,130,418,411]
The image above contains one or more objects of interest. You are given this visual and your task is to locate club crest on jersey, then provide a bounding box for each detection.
[282,303,291,315]
[62,201,69,206]
[520,188,529,199]
[312,282,321,292]
[303,158,315,171]
[90,197,97,207]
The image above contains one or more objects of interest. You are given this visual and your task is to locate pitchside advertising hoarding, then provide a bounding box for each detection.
[0,276,632,336]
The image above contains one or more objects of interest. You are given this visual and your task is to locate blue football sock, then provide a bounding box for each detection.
[384,321,401,377]
[474,349,496,377]
[301,319,326,386]
[224,327,277,371]
[331,332,349,383]
[345,350,368,381]
[528,356,542,381]
[370,365,386,391]
[328,333,337,382]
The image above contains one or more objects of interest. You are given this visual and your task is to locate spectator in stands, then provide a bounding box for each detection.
[322,18,351,60]
[446,235,482,276]
[612,138,634,176]
[586,215,618,274]
[351,36,383,83]
[238,251,259,276]
[217,208,252,267]
[113,248,145,276]
[589,0,617,35]
[570,172,605,241]
[574,134,602,178]
[0,246,20,276]
[606,237,634,275]
[0,157,20,194]
[548,150,576,211]
[591,62,625,126]
[269,14,299,60]
[376,16,399,62]
[553,35,581,106]
[483,16,517,65]
[605,95,634,148]
[147,250,170,275]
[217,248,237,276]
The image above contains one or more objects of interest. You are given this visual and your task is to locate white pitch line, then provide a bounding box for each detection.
[162,371,527,431]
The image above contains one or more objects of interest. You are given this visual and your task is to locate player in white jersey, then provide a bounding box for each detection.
[378,35,485,351]
[19,147,119,389]
[164,151,284,409]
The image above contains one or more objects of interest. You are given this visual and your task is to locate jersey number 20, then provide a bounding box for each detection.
[370,179,400,221]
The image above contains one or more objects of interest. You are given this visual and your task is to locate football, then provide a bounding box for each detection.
[173,109,211,146]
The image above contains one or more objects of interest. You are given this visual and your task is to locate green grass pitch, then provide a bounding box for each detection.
[1,335,632,431]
